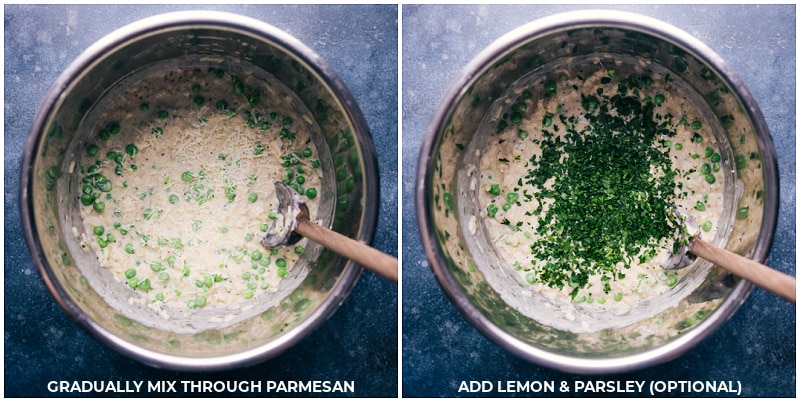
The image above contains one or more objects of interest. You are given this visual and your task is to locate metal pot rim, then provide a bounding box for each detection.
[416,9,778,374]
[20,10,379,371]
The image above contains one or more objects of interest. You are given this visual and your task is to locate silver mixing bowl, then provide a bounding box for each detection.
[416,10,778,373]
[20,11,378,371]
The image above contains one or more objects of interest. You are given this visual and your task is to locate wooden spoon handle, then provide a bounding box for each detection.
[691,237,795,303]
[296,219,398,283]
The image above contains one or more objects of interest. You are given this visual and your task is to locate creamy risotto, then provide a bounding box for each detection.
[76,66,322,316]
[472,64,725,312]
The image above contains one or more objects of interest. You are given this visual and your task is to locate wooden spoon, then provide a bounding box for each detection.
[662,206,795,303]
[261,181,398,283]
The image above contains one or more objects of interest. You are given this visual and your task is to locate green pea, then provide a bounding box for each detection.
[251,250,263,261]
[260,223,269,232]
[244,232,253,241]
[296,175,305,185]
[702,221,713,232]
[614,292,623,301]
[98,129,110,141]
[81,193,94,206]
[124,268,137,279]
[128,277,139,289]
[243,290,254,299]
[275,258,287,268]
[277,267,288,278]
[294,245,304,255]
[502,203,511,211]
[93,226,105,236]
[215,100,228,110]
[710,152,721,163]
[654,93,666,105]
[168,194,179,204]
[124,243,134,254]
[695,201,706,211]
[158,110,169,120]
[666,274,678,287]
[737,206,750,219]
[311,159,320,168]
[705,174,716,184]
[248,192,258,203]
[517,129,529,139]
[167,255,176,267]
[700,163,711,175]
[125,144,138,156]
[195,295,207,307]
[93,201,106,212]
[140,103,149,112]
[137,279,151,292]
[705,147,714,158]
[674,143,683,150]
[305,188,318,199]
[544,79,557,97]
[109,122,121,135]
[735,154,748,170]
[691,120,702,130]
[542,113,553,128]
[87,144,99,156]
[150,261,163,272]
[487,204,498,217]
[242,272,251,280]
[181,171,193,182]
[506,192,519,203]
[158,272,170,281]
[302,147,313,157]
[488,184,500,196]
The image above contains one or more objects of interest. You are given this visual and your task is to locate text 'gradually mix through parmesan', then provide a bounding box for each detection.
[76,66,322,315]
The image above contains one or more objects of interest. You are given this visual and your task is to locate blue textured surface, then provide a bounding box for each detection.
[402,4,795,397]
[5,4,397,397]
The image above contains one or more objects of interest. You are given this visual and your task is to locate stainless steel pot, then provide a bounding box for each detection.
[20,11,378,371]
[416,10,778,373]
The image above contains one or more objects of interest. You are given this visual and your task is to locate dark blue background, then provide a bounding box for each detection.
[402,4,795,398]
[5,4,398,398]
